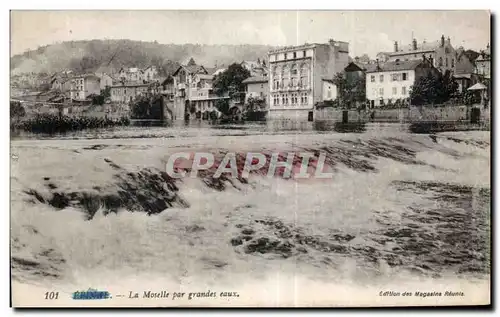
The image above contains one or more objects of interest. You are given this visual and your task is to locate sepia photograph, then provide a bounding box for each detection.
[9,9,491,308]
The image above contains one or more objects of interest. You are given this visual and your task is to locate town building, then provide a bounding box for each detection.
[162,59,225,120]
[365,56,438,108]
[143,66,159,82]
[118,67,145,83]
[50,75,72,96]
[97,73,114,90]
[376,52,391,63]
[387,35,456,73]
[242,76,269,104]
[241,60,268,77]
[321,78,337,102]
[344,62,368,81]
[475,44,491,79]
[453,47,480,93]
[109,82,160,103]
[70,74,101,101]
[267,39,350,121]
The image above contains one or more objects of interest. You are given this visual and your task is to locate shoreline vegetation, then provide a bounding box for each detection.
[11,114,130,134]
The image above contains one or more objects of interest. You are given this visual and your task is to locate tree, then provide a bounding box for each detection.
[213,63,251,116]
[410,70,458,106]
[332,72,366,109]
[213,63,251,97]
[10,101,26,119]
[130,93,163,119]
[246,96,266,112]
[214,99,230,116]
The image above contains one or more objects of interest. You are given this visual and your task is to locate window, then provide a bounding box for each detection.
[379,88,384,96]
[293,52,297,59]
[451,59,455,68]
[261,84,264,88]
[438,57,443,67]
[402,73,407,81]
[379,99,384,106]
[281,94,285,104]
[402,87,407,95]
[370,75,375,82]
[303,50,307,57]
[284,53,287,60]
[391,73,399,81]
[328,90,331,99]
[445,58,449,67]
[291,64,298,75]
[392,87,397,95]
[380,75,384,82]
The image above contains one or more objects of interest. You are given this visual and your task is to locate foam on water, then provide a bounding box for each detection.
[10,130,491,306]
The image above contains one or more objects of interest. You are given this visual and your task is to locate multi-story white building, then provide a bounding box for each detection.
[387,35,456,74]
[267,39,349,121]
[70,74,101,101]
[365,56,438,108]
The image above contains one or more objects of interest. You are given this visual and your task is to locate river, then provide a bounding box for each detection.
[10,122,491,306]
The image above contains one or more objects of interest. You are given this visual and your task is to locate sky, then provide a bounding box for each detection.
[10,10,491,58]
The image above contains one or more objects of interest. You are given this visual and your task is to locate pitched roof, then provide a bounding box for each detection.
[173,64,208,76]
[390,40,441,56]
[365,59,425,73]
[197,74,214,80]
[205,67,217,75]
[242,76,268,84]
[344,62,366,72]
[185,65,207,74]
[464,50,480,62]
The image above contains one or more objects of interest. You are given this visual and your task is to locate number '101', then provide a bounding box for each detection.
[44,292,59,300]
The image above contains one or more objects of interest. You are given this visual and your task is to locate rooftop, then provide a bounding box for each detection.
[390,40,441,56]
[365,59,425,73]
[242,76,268,84]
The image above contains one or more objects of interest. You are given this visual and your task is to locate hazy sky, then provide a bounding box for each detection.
[10,10,491,58]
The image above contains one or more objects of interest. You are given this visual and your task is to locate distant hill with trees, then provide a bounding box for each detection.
[10,39,277,76]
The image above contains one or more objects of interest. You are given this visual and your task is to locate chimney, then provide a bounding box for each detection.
[441,35,445,47]
[394,41,398,52]
[412,38,417,50]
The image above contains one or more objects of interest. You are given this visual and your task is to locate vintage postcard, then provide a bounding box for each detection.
[10,10,491,307]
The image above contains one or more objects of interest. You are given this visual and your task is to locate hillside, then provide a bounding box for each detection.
[10,40,277,76]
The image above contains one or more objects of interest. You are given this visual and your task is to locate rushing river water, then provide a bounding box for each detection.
[10,123,491,306]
